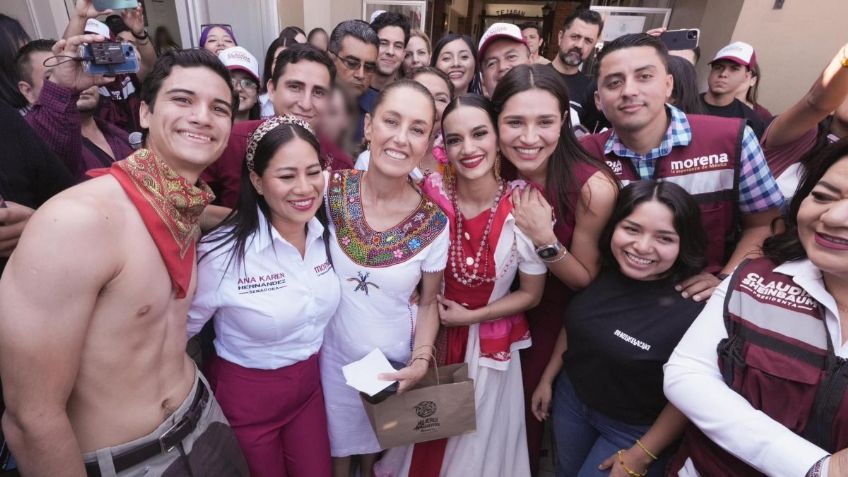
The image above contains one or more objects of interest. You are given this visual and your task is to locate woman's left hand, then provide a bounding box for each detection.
[598,448,651,477]
[511,186,557,247]
[437,294,480,326]
[378,359,429,393]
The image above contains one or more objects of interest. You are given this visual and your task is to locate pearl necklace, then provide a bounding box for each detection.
[448,179,517,287]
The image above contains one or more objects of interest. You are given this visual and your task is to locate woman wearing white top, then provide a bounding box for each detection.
[188,116,339,477]
[321,80,449,477]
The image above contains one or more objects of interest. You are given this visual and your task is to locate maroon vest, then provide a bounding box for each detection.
[669,257,848,476]
[581,115,744,273]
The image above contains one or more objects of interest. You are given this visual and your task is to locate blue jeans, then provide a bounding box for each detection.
[552,374,670,477]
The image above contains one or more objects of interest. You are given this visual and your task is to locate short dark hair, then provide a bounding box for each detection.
[430,34,482,94]
[15,39,55,85]
[105,14,130,36]
[600,180,707,282]
[308,27,328,43]
[597,33,670,74]
[562,8,604,33]
[370,11,411,45]
[518,22,541,35]
[763,138,848,265]
[279,26,304,47]
[270,43,336,88]
[140,49,237,119]
[329,20,379,54]
[409,66,455,98]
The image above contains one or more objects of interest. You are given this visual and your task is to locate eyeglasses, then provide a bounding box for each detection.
[201,23,233,30]
[231,78,258,91]
[329,51,377,74]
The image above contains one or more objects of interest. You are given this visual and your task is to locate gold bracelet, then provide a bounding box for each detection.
[841,45,848,68]
[617,450,647,477]
[636,439,658,461]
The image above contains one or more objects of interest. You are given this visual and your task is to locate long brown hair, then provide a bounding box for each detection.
[490,64,616,222]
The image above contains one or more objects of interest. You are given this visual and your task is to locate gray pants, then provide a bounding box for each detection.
[83,370,249,477]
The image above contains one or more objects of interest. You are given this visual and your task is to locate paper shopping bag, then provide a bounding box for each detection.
[360,362,476,448]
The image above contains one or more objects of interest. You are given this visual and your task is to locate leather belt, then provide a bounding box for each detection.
[85,379,209,477]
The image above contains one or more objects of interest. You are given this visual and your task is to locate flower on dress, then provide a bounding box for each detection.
[393,249,404,259]
[341,236,351,246]
[409,238,421,250]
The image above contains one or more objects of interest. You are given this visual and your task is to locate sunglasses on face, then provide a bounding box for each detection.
[330,51,377,74]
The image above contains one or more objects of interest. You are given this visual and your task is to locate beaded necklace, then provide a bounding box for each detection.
[448,178,518,287]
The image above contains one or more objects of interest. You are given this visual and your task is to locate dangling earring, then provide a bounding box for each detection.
[493,150,502,181]
[444,161,455,186]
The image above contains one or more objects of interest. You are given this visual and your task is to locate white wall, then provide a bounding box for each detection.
[0,0,68,40]
[303,0,331,32]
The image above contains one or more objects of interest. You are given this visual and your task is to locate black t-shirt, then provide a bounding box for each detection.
[562,268,704,425]
[699,93,766,138]
[548,64,592,119]
[0,103,74,273]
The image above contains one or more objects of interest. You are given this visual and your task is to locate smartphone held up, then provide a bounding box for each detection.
[92,0,139,10]
[660,29,700,51]
[79,42,140,76]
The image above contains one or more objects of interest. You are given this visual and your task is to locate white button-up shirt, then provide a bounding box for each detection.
[188,210,341,369]
[664,259,836,477]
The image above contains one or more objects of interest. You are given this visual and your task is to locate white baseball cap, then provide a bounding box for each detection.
[711,41,757,68]
[369,10,387,23]
[218,46,260,83]
[478,22,527,62]
[84,19,111,38]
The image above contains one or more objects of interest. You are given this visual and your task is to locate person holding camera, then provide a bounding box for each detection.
[23,22,133,182]
[0,41,249,476]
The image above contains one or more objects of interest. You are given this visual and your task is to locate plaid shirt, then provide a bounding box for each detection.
[603,105,784,214]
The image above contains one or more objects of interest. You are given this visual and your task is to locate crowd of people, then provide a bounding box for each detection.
[0,1,848,476]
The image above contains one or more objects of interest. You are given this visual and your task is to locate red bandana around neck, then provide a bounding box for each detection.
[89,149,215,298]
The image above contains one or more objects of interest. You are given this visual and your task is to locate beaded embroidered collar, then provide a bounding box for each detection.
[329,170,447,267]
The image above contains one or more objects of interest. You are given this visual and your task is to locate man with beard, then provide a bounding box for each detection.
[21,24,133,182]
[369,12,410,91]
[549,9,603,118]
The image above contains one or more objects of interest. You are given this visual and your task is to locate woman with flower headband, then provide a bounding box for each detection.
[374,94,547,477]
[188,115,338,477]
[321,79,449,477]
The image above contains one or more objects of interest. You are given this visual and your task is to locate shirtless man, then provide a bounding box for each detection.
[0,35,248,477]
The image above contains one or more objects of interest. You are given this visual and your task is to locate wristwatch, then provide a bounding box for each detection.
[535,241,562,260]
[132,29,149,40]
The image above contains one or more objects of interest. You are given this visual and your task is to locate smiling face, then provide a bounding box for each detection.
[708,60,752,96]
[203,26,235,54]
[611,199,680,280]
[231,70,259,114]
[403,36,431,74]
[498,88,561,182]
[797,157,848,278]
[139,66,234,179]
[435,39,475,95]
[364,85,434,178]
[443,104,498,182]
[267,60,331,127]
[481,39,530,97]
[250,136,324,234]
[595,46,673,135]
[377,25,406,77]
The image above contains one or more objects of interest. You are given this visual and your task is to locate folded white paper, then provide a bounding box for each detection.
[342,348,398,397]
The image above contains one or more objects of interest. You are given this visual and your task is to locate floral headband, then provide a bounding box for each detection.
[245,115,316,171]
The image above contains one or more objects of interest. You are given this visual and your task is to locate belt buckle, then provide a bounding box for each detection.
[158,419,182,454]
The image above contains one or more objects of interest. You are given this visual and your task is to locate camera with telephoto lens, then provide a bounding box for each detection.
[79,42,140,76]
